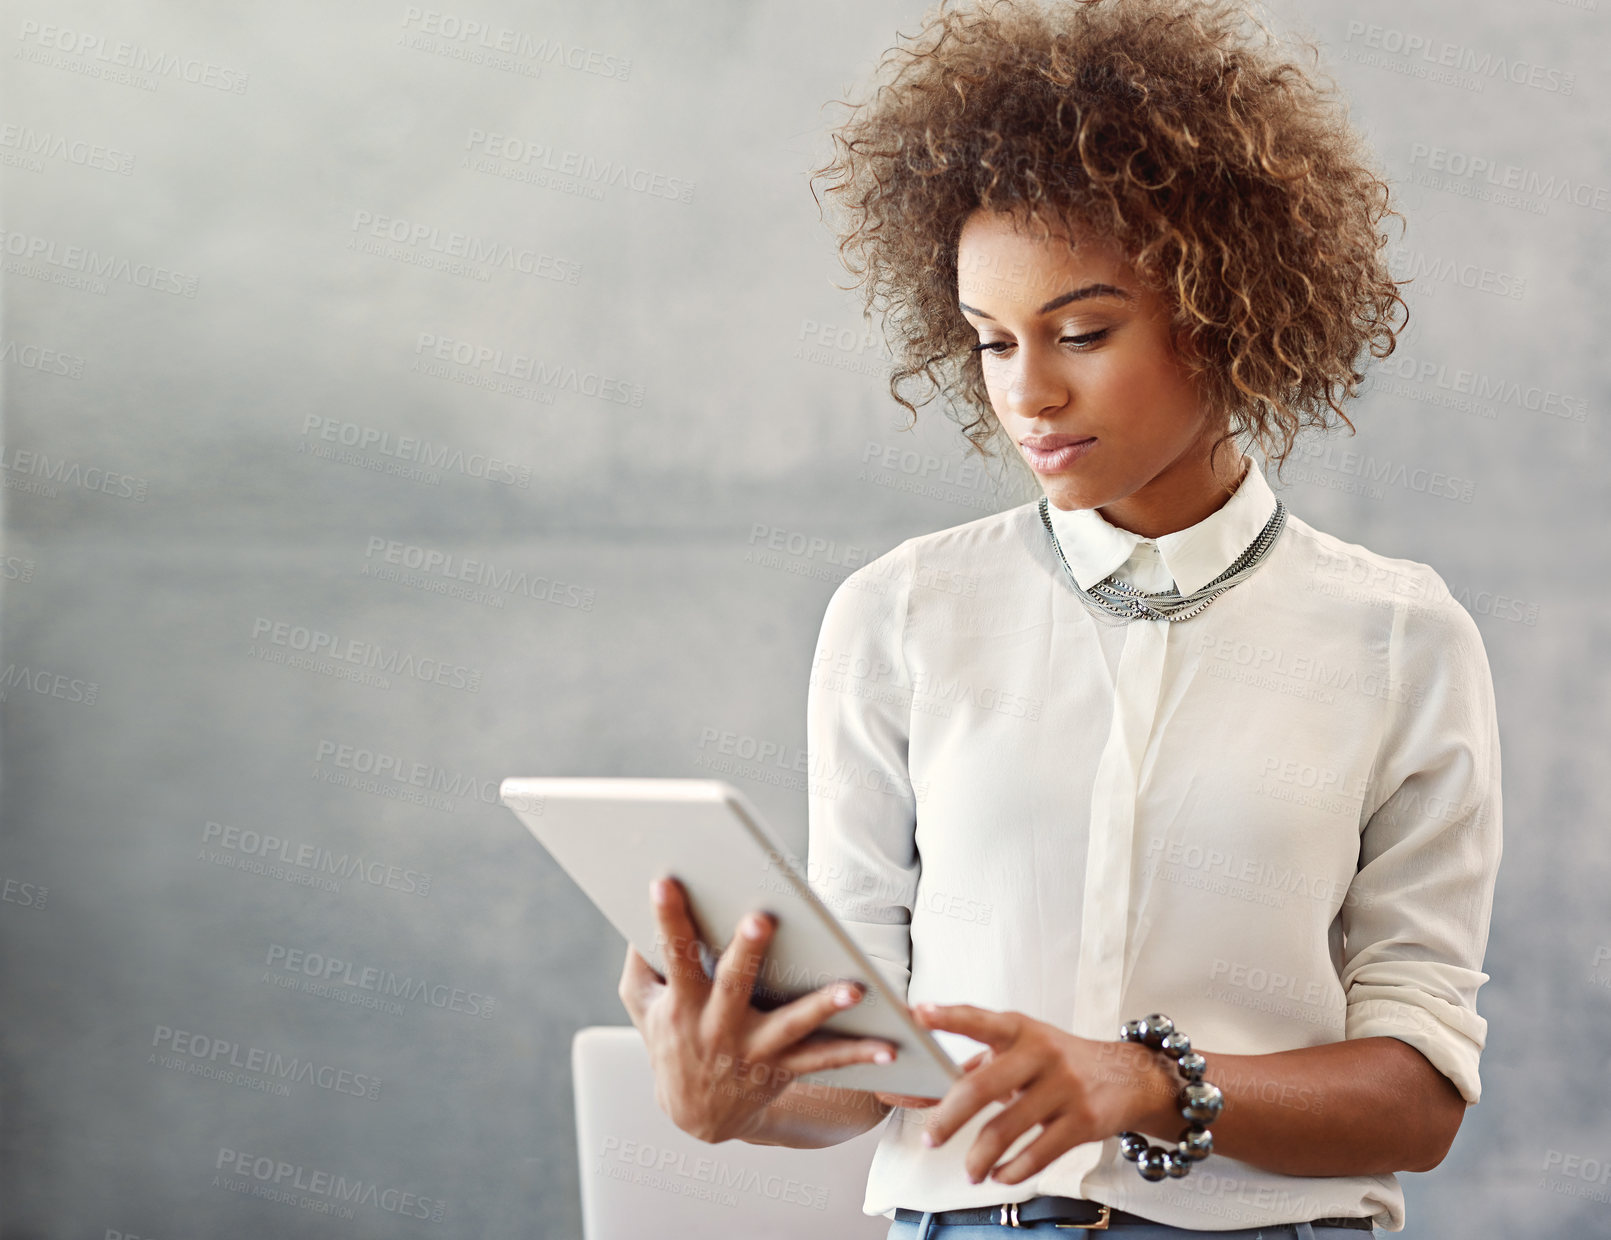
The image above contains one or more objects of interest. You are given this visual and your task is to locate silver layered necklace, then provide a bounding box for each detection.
[1038,495,1288,623]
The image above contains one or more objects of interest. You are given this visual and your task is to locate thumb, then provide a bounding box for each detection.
[875,1091,944,1109]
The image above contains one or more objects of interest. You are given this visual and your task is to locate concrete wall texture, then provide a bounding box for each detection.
[1,0,1606,1236]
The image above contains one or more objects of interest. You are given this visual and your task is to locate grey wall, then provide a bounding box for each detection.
[1,0,1606,1236]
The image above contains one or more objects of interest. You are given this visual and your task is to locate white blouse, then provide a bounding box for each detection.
[804,460,1502,1232]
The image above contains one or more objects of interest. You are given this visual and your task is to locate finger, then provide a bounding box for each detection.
[621,943,664,986]
[748,978,869,1062]
[988,1113,1087,1186]
[705,909,774,1031]
[960,1048,991,1072]
[964,1083,1063,1184]
[912,1002,1018,1048]
[775,1032,899,1080]
[922,1047,1040,1150]
[649,876,711,1000]
[617,946,664,1019]
[874,1091,944,1109]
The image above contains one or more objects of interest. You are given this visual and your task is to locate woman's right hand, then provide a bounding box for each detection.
[617,875,899,1144]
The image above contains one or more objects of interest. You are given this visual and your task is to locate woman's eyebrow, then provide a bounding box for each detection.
[958,282,1135,319]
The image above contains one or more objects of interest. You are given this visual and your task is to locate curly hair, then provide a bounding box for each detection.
[809,0,1409,477]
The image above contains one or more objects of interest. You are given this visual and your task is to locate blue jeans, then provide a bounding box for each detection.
[887,1217,1374,1239]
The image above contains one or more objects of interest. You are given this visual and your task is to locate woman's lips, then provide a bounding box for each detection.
[1020,435,1096,473]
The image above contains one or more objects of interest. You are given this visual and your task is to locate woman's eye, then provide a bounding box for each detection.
[968,329,1110,356]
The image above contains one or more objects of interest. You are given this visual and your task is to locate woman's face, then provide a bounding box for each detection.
[957,208,1235,532]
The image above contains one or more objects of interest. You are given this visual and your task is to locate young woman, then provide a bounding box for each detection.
[619,1,1502,1236]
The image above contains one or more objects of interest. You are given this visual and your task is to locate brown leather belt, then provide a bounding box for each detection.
[893,1196,1374,1229]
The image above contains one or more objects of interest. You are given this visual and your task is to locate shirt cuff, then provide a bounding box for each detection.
[1344,986,1486,1104]
[835,918,912,1002]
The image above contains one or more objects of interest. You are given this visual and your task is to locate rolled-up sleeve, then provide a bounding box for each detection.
[805,546,920,1001]
[1340,574,1503,1104]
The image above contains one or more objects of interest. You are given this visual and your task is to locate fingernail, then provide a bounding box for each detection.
[651,879,668,905]
[742,916,765,939]
[835,985,858,1006]
[874,1048,894,1064]
[922,1132,936,1147]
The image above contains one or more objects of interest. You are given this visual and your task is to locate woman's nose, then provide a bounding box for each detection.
[998,349,1070,422]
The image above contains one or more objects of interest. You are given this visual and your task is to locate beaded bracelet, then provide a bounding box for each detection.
[1115,1013,1222,1181]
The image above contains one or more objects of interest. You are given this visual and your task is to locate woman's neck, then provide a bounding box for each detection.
[1084,447,1249,540]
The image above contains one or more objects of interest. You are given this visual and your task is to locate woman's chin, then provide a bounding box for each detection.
[1039,481,1106,512]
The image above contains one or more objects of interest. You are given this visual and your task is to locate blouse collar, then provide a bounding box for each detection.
[1042,459,1278,596]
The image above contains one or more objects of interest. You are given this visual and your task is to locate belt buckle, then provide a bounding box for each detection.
[1054,1204,1110,1230]
[996,1202,1111,1230]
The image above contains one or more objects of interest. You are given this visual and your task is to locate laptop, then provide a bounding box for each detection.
[573,1025,895,1239]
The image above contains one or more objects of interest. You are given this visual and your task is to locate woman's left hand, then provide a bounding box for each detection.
[909,1001,1174,1186]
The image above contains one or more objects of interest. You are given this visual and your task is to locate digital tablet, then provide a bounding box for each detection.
[499,776,964,1098]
